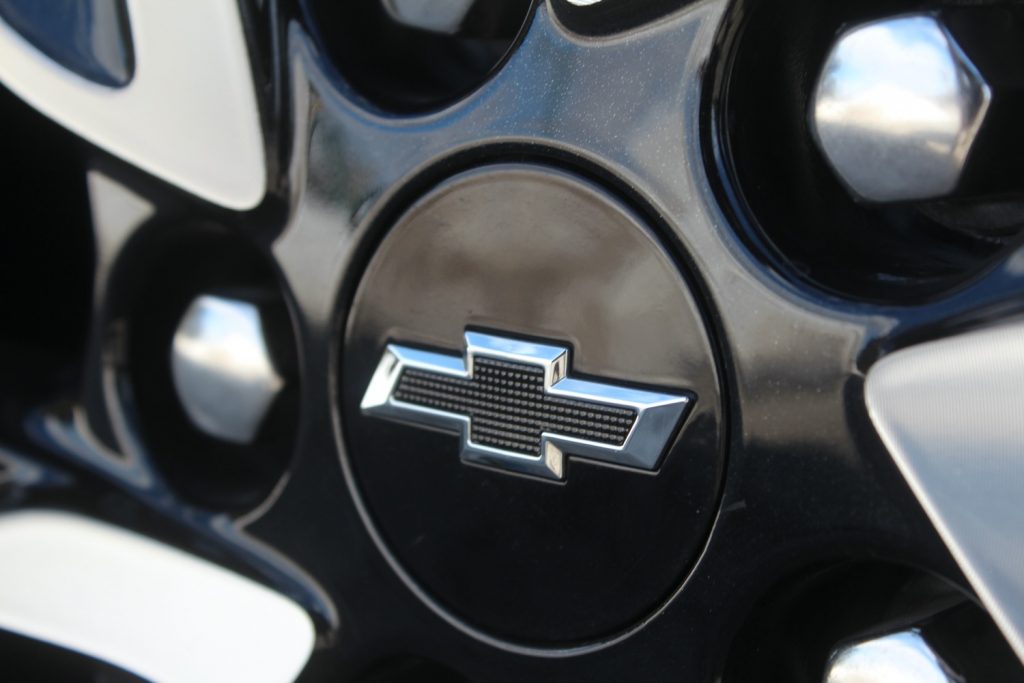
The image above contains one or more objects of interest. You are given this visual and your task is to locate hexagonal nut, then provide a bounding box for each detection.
[811,14,991,203]
[382,0,476,34]
[171,294,284,444]
[825,630,959,683]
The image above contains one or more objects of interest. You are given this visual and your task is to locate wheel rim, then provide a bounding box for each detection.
[0,1,1023,680]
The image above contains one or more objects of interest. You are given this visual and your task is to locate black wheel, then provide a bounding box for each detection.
[1,1,1023,680]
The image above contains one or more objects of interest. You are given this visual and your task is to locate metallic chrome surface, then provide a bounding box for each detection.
[0,1,266,209]
[867,320,1024,665]
[0,510,314,683]
[811,14,991,203]
[171,295,283,445]
[362,331,692,481]
[382,0,476,34]
[825,631,960,683]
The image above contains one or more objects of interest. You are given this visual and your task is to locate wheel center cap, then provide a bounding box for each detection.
[339,163,724,646]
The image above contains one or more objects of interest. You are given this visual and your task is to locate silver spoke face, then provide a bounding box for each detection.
[867,321,1024,665]
[0,510,315,683]
[0,1,267,209]
[0,0,1023,681]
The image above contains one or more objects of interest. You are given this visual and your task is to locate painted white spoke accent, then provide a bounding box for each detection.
[0,1,266,210]
[867,321,1024,665]
[0,510,314,683]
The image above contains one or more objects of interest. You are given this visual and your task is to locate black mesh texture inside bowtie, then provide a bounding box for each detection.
[392,356,637,456]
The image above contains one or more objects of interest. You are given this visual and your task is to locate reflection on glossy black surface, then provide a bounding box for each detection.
[0,155,337,642]
[0,628,144,683]
[341,165,723,644]
[255,1,1016,677]
[550,0,697,36]
[724,563,1024,683]
[270,3,1007,676]
[11,402,337,630]
[1,0,1024,679]
[299,0,535,112]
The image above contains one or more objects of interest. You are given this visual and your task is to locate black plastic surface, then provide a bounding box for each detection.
[393,357,638,455]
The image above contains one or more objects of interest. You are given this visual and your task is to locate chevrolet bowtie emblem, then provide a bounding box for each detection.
[361,331,694,481]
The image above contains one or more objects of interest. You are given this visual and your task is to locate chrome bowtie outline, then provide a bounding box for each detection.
[360,331,694,481]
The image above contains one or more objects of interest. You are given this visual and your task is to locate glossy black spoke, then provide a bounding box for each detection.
[2,0,1022,679]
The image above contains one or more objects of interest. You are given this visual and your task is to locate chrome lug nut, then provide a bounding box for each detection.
[381,0,530,39]
[171,294,284,445]
[824,630,961,683]
[810,14,991,203]
[382,0,475,34]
